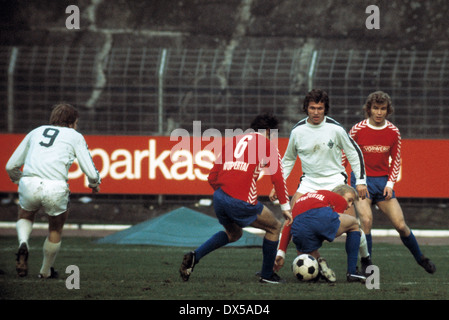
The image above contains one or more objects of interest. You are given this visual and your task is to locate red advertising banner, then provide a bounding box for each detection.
[1,134,448,198]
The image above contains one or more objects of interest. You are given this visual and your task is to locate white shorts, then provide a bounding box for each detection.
[18,177,70,216]
[297,172,348,194]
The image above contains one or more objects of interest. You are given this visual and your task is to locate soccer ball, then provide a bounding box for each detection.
[292,254,319,281]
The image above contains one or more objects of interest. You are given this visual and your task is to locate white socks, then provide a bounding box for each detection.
[40,237,61,278]
[17,218,62,278]
[16,219,33,248]
[359,229,370,258]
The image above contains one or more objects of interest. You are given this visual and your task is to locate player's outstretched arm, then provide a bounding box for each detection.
[274,255,285,272]
[282,209,293,226]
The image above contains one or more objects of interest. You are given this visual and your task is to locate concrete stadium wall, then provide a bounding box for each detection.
[2,0,448,51]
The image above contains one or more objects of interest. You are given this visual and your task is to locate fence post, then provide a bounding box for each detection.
[8,47,19,133]
[308,50,318,91]
[157,48,168,205]
[158,48,168,135]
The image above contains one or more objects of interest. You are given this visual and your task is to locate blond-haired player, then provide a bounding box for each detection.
[6,103,101,278]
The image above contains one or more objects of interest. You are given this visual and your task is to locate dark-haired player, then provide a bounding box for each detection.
[270,89,372,277]
[180,113,292,283]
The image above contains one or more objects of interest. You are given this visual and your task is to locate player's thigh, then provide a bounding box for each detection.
[250,206,281,237]
[336,213,359,237]
[354,198,373,227]
[18,207,38,221]
[48,210,68,233]
[223,222,243,242]
[345,205,357,218]
[377,198,409,233]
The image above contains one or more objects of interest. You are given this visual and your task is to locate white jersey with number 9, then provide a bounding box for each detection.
[6,125,100,186]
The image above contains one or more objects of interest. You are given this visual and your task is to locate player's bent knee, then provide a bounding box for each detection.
[18,209,37,221]
[394,222,409,236]
[267,220,282,235]
[226,229,243,243]
[360,216,373,230]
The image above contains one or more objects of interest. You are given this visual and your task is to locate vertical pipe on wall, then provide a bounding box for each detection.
[8,47,19,133]
[158,48,168,135]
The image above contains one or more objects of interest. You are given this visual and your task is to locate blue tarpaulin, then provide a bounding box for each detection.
[95,207,263,247]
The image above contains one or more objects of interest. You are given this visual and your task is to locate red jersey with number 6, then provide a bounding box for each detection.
[208,132,290,209]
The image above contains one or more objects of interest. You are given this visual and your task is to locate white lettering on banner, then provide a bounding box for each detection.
[134,149,149,179]
[194,150,215,180]
[68,139,216,187]
[170,121,223,164]
[169,121,279,171]
[170,149,195,180]
[90,148,110,178]
[149,139,171,179]
[110,149,135,179]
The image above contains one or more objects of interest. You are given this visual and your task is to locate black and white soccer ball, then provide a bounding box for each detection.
[292,254,319,281]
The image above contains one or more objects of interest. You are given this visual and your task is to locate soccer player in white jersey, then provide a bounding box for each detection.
[275,89,368,204]
[6,103,101,278]
[270,89,371,279]
[347,91,435,274]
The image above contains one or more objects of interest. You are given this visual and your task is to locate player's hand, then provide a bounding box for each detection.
[383,186,393,200]
[356,184,369,200]
[274,256,285,272]
[91,186,100,193]
[282,210,293,226]
[269,188,277,202]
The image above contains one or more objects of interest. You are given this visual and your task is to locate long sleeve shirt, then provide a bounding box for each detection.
[348,119,401,189]
[6,125,101,187]
[208,132,290,211]
[282,117,366,185]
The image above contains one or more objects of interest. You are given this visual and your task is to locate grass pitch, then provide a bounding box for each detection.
[1,236,448,303]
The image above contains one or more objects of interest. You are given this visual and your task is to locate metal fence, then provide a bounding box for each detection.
[1,46,448,138]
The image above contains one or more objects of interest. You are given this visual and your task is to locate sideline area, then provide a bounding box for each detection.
[1,221,449,245]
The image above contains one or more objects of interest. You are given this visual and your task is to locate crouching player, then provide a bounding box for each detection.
[275,185,366,283]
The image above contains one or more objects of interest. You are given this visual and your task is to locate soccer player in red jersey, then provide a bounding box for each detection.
[179,113,293,283]
[348,91,435,274]
[275,185,366,282]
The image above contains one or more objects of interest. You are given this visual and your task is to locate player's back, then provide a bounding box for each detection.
[293,190,348,217]
[22,125,84,181]
[218,132,267,183]
[209,132,272,203]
